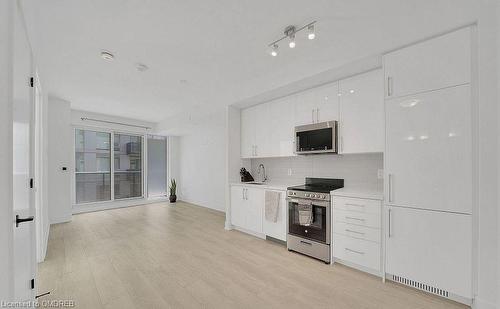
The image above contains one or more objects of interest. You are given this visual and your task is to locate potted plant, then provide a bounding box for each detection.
[169,179,177,203]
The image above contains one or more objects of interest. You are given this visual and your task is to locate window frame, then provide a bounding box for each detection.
[72,125,147,207]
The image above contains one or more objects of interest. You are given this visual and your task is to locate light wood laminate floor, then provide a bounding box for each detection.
[38,201,468,309]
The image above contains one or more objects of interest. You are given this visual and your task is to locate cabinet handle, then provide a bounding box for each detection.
[245,188,248,200]
[388,208,392,238]
[311,109,315,123]
[387,76,393,96]
[345,248,364,255]
[345,216,365,222]
[316,108,319,123]
[255,145,257,156]
[242,188,245,200]
[388,174,393,203]
[345,229,365,235]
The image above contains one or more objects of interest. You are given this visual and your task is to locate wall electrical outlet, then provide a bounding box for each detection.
[377,169,384,179]
[287,168,292,176]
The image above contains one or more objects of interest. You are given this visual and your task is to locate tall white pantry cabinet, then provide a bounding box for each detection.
[384,27,473,303]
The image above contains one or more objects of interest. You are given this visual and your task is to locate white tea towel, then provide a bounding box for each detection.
[265,191,281,223]
[298,202,313,226]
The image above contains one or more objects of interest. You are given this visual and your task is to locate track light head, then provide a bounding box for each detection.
[307,24,315,40]
[270,44,278,57]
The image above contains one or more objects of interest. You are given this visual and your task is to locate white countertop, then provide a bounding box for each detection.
[230,182,297,191]
[331,187,384,200]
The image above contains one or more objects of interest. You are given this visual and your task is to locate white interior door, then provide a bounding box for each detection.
[13,3,36,301]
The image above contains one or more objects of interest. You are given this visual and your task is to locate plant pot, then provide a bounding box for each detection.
[169,195,177,203]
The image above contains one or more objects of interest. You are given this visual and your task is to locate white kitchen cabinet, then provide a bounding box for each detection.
[333,195,382,275]
[267,97,295,157]
[230,185,264,234]
[384,27,471,99]
[253,103,269,157]
[262,190,287,241]
[385,206,472,300]
[315,82,340,123]
[385,85,472,214]
[339,69,384,153]
[294,82,339,126]
[294,89,316,126]
[230,186,246,228]
[240,106,256,158]
[245,187,264,233]
[240,95,295,158]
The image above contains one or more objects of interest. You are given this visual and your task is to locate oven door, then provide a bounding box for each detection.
[287,198,330,244]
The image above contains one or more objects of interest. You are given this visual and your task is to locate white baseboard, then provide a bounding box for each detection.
[41,224,49,261]
[72,197,169,215]
[473,298,497,309]
[50,215,72,224]
[178,197,226,213]
[232,226,266,239]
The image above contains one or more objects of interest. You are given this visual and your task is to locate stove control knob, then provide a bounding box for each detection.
[321,195,325,199]
[313,194,318,198]
[305,193,310,197]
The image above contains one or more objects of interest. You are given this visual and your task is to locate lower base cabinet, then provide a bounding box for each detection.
[385,206,472,302]
[230,185,286,241]
[332,196,383,275]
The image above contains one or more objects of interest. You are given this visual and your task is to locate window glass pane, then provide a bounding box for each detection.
[114,134,142,199]
[147,136,167,197]
[75,129,111,204]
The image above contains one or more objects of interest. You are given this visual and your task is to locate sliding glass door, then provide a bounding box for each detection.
[114,133,143,199]
[75,129,111,203]
[75,130,144,205]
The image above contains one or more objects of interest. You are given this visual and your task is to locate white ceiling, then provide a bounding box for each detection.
[23,0,479,123]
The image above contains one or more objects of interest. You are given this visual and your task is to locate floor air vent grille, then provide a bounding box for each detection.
[392,275,449,298]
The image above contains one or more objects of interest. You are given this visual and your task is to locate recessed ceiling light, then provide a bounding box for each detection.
[136,63,149,72]
[100,50,114,61]
[180,79,188,84]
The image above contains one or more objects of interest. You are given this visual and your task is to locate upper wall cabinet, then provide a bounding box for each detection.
[339,69,384,153]
[384,27,471,99]
[241,96,295,158]
[294,82,339,126]
[240,106,257,158]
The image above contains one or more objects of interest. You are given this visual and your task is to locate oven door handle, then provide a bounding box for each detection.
[286,198,330,208]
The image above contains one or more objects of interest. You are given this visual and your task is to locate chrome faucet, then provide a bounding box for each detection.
[257,163,267,182]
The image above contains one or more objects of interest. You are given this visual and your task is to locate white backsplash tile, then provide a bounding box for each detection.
[251,153,383,189]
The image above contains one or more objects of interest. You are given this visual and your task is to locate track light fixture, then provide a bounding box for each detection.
[270,44,278,57]
[267,21,316,56]
[308,24,315,40]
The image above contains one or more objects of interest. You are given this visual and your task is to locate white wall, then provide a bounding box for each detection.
[475,2,499,308]
[0,0,14,301]
[176,110,226,212]
[250,154,383,189]
[168,136,180,191]
[47,97,72,224]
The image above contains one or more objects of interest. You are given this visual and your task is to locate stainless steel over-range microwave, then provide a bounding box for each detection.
[294,121,338,154]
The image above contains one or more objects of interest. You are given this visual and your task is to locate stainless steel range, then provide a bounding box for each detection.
[287,178,344,263]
